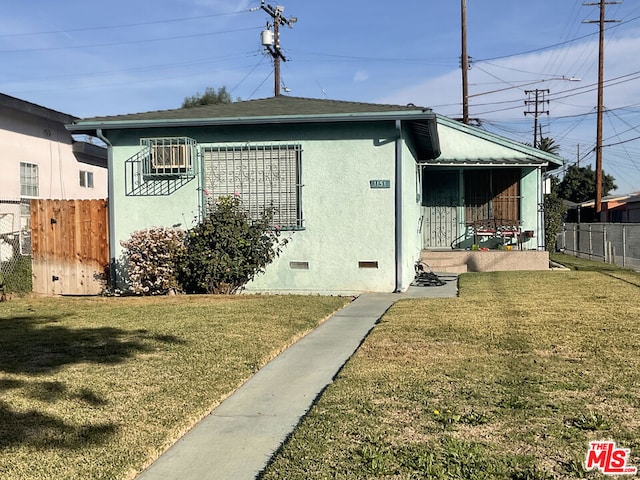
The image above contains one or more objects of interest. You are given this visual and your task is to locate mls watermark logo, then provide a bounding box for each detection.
[585,441,637,475]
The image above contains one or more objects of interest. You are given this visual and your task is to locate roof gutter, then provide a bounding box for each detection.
[67,111,437,133]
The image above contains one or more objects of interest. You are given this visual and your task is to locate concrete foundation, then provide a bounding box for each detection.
[421,250,550,273]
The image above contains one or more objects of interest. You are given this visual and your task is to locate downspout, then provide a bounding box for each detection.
[198,148,206,223]
[537,168,545,250]
[96,128,116,289]
[394,120,403,293]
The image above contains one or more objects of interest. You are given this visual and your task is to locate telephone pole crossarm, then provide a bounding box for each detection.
[258,1,297,96]
[524,89,550,148]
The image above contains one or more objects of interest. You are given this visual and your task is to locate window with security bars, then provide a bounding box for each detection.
[203,144,303,230]
[141,137,196,177]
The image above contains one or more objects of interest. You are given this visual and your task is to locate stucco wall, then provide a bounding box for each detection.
[519,167,539,249]
[106,122,414,294]
[437,122,529,160]
[0,109,107,200]
[401,141,423,290]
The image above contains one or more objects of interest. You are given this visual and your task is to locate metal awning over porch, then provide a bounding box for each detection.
[418,157,548,167]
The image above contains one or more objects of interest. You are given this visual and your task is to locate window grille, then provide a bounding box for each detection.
[141,137,196,177]
[125,137,197,196]
[203,144,303,230]
[20,163,39,197]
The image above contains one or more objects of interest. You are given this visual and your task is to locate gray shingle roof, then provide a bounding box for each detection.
[79,96,431,123]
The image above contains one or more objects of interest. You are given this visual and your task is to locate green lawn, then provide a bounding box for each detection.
[0,294,350,480]
[261,255,640,479]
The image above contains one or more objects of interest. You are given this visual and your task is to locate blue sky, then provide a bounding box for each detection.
[2,0,640,193]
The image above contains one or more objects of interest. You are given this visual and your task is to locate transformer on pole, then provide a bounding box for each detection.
[258,2,297,96]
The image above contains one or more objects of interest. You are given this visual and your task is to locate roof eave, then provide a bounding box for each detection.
[67,110,436,133]
[1,93,77,125]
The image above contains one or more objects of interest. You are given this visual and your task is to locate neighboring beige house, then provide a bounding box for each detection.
[0,93,107,260]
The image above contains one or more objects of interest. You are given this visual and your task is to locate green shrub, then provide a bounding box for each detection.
[1,255,32,294]
[544,192,566,252]
[178,195,288,294]
[120,227,186,295]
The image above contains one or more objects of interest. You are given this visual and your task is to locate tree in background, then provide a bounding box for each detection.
[537,138,565,251]
[543,177,566,252]
[538,137,560,155]
[556,165,617,204]
[181,86,235,108]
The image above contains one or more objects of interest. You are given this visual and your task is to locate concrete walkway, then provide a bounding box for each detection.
[135,281,457,480]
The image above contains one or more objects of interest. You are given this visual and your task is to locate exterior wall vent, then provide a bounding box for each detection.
[289,261,309,270]
[358,261,379,269]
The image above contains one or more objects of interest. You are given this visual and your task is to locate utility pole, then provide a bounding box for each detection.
[524,89,549,148]
[584,0,620,218]
[259,2,297,97]
[461,0,470,124]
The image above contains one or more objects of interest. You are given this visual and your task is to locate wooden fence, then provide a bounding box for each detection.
[31,199,109,295]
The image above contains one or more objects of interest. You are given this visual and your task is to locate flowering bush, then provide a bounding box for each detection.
[178,195,288,294]
[120,227,186,295]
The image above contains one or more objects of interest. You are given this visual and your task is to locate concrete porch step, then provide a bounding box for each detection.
[420,249,551,273]
[419,251,468,274]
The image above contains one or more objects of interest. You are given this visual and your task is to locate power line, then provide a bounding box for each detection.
[0,51,261,84]
[474,12,639,63]
[288,50,453,66]
[602,134,640,147]
[603,112,640,173]
[230,55,268,94]
[0,9,252,38]
[465,69,640,118]
[0,26,263,54]
[248,71,273,99]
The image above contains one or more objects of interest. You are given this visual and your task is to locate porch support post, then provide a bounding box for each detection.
[537,167,545,250]
[198,148,206,223]
[394,120,403,293]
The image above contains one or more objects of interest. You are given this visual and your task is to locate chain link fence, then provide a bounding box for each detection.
[0,199,32,294]
[557,223,640,270]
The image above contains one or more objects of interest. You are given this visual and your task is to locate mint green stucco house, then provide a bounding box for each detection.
[68,97,563,294]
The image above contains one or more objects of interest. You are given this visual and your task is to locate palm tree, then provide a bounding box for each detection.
[538,137,560,155]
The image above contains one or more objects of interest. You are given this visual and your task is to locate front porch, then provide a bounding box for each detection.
[420,249,550,274]
[421,166,542,251]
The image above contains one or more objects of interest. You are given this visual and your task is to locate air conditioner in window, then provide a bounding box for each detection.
[150,144,191,173]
